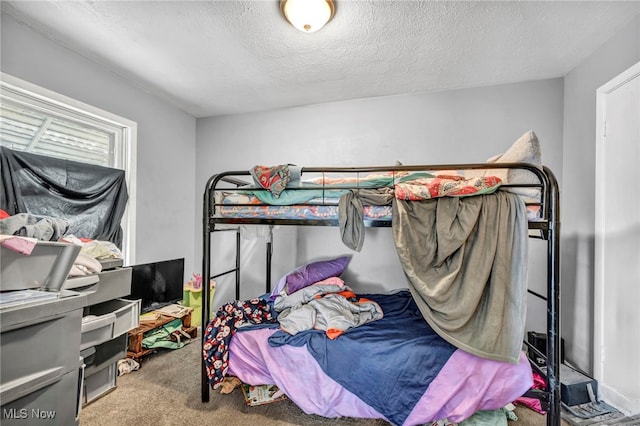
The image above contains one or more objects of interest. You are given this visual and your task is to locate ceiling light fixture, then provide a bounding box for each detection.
[280,0,335,33]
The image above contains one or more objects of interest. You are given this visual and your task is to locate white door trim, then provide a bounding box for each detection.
[594,61,640,405]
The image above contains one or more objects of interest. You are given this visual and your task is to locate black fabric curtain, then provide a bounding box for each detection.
[0,147,128,247]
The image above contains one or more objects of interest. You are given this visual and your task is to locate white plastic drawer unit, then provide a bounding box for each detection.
[0,292,85,391]
[88,267,132,306]
[80,298,140,350]
[84,334,127,377]
[63,267,132,306]
[1,361,83,426]
[83,362,116,405]
[63,274,100,298]
[0,241,81,292]
[82,334,127,406]
[80,312,115,351]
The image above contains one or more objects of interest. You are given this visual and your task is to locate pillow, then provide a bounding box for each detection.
[270,255,351,298]
[467,130,543,202]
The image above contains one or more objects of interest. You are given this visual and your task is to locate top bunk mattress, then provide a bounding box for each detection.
[212,170,543,223]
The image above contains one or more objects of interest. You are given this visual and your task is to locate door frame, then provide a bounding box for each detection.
[594,61,640,404]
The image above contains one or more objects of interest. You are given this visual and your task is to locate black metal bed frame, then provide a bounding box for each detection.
[200,163,561,426]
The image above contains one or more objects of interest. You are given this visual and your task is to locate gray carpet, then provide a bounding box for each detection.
[79,334,558,426]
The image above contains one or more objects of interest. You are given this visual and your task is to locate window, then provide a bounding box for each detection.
[0,73,137,264]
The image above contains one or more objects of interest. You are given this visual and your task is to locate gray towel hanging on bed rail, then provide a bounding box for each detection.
[338,188,394,251]
[392,191,529,364]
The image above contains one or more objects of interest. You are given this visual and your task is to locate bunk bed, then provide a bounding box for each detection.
[200,159,561,426]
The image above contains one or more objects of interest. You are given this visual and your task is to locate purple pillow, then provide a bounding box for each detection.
[285,256,351,294]
[271,256,351,298]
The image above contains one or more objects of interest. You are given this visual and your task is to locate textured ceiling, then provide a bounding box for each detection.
[2,1,639,118]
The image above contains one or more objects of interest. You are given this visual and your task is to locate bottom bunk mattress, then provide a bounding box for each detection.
[214,290,533,426]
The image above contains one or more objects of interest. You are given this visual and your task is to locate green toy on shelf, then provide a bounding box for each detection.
[183,273,215,326]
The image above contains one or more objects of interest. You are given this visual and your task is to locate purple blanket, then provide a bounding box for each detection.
[227,291,533,425]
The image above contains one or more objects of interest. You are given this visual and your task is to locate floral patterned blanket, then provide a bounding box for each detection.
[202,299,277,389]
[394,175,502,200]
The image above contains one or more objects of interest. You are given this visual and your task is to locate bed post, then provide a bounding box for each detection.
[235,229,241,299]
[545,166,561,426]
[266,226,273,293]
[201,176,214,403]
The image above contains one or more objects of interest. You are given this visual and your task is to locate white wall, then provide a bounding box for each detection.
[562,13,640,380]
[1,13,198,278]
[196,79,565,318]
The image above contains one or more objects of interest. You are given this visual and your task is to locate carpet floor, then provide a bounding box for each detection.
[79,335,562,426]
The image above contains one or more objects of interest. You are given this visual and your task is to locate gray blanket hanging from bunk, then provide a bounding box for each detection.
[338,187,395,252]
[392,190,528,364]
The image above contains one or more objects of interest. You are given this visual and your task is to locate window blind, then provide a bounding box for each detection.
[0,101,113,167]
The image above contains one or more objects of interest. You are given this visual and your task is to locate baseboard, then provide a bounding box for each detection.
[599,382,640,417]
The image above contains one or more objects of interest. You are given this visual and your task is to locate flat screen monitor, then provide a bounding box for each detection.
[128,258,184,313]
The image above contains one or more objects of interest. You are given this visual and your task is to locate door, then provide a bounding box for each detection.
[594,61,640,415]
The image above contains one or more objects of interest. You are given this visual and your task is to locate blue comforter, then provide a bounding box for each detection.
[268,290,456,426]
